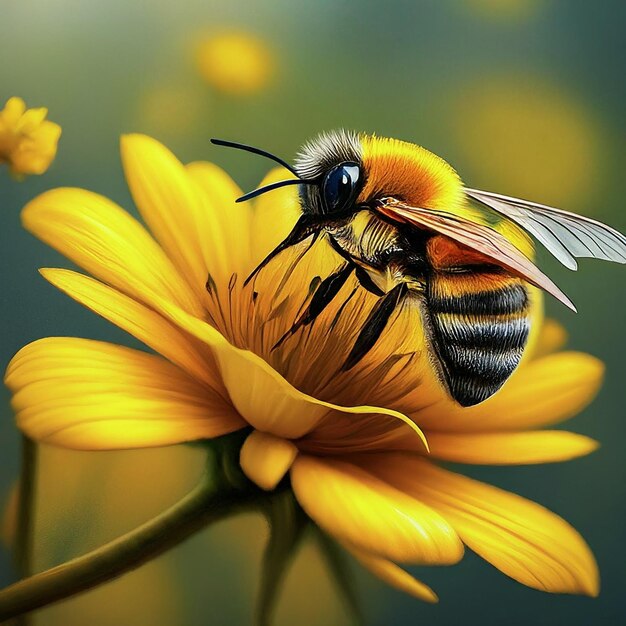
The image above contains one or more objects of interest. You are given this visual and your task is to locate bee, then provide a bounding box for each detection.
[212,131,626,406]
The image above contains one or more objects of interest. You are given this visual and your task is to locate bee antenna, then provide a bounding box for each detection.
[211,138,299,177]
[236,178,318,203]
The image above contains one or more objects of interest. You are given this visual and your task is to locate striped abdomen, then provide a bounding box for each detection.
[424,237,531,406]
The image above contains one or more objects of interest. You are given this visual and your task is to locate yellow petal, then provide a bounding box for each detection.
[347,548,438,603]
[10,120,61,176]
[150,295,428,444]
[2,97,26,123]
[187,159,243,205]
[426,430,599,464]
[366,454,599,596]
[40,268,222,390]
[122,133,239,300]
[185,160,253,282]
[240,430,298,490]
[5,338,244,450]
[416,352,604,432]
[300,413,418,456]
[22,187,203,317]
[290,456,463,565]
[249,167,302,267]
[531,318,568,358]
[18,106,48,132]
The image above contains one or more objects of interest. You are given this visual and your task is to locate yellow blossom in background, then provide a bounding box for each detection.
[4,135,603,605]
[463,0,542,20]
[0,97,61,179]
[195,31,275,95]
[452,75,603,209]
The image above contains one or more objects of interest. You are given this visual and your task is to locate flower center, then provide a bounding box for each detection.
[202,241,440,416]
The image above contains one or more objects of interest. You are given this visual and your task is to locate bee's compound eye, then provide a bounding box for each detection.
[322,162,361,214]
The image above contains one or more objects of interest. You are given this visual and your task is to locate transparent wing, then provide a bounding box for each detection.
[376,198,576,311]
[465,188,626,271]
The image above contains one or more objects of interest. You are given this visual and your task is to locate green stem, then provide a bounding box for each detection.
[0,469,256,622]
[256,491,307,626]
[14,436,38,626]
[15,436,37,578]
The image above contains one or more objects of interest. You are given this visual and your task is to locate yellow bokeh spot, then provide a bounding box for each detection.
[195,31,275,96]
[452,75,603,209]
[464,0,542,20]
[0,96,61,178]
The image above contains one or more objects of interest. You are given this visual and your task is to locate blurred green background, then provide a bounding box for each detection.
[1,0,625,624]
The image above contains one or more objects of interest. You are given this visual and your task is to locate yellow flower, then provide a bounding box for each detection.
[4,134,602,603]
[0,97,61,178]
[195,31,275,95]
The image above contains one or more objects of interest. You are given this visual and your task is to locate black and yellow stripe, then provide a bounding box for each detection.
[425,271,531,407]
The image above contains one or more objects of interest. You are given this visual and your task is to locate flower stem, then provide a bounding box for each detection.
[0,463,256,622]
[14,436,38,626]
[15,436,37,578]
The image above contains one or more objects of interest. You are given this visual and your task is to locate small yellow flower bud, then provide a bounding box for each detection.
[0,97,61,179]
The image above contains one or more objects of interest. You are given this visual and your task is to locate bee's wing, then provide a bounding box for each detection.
[465,188,626,271]
[377,199,576,311]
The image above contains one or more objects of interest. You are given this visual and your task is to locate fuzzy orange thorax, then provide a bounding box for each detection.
[358,135,464,213]
[359,134,534,258]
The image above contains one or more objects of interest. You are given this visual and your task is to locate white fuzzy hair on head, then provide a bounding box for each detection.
[294,130,362,180]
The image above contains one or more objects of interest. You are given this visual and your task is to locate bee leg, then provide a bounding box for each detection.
[354,266,385,296]
[272,263,355,350]
[245,215,322,287]
[342,283,408,371]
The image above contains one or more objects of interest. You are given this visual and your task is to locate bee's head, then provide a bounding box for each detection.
[295,130,464,217]
[294,130,364,217]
